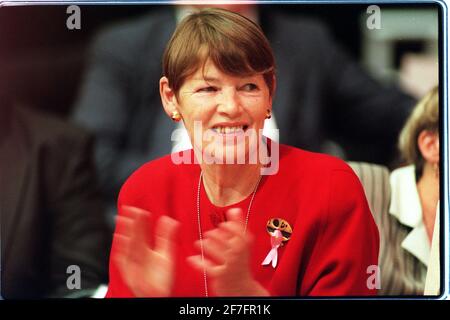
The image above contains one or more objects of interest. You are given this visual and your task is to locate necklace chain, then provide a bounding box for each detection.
[196,171,262,297]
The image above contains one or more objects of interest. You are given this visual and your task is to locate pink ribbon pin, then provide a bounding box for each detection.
[262,229,283,268]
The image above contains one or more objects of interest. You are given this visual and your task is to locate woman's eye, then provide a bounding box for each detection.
[241,83,258,91]
[198,86,217,93]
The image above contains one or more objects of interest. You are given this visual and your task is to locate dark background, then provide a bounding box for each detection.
[0,4,366,117]
[0,3,437,117]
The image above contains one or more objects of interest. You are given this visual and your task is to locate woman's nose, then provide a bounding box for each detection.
[217,88,241,117]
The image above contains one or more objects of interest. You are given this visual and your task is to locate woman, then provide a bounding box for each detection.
[379,86,439,295]
[106,8,379,297]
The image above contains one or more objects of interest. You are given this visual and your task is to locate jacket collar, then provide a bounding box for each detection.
[389,165,430,266]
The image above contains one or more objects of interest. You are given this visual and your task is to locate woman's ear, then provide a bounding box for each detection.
[418,130,440,164]
[160,76,179,117]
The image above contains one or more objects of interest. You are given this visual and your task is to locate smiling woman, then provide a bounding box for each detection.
[159,7,275,169]
[161,59,272,167]
[105,7,379,298]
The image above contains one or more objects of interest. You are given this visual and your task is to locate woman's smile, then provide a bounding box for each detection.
[210,123,249,136]
[170,59,271,163]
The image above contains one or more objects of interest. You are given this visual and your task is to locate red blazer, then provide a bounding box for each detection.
[106,142,379,297]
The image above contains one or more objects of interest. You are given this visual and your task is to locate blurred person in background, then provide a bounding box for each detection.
[0,94,111,299]
[377,86,439,295]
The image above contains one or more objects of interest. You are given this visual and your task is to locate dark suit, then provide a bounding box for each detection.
[0,101,111,299]
[72,6,415,209]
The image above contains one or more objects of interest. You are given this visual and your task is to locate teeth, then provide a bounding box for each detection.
[213,126,245,134]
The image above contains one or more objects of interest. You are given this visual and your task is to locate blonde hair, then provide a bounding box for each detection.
[398,86,439,177]
[162,8,276,99]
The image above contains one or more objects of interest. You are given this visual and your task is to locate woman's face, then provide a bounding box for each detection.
[171,59,272,164]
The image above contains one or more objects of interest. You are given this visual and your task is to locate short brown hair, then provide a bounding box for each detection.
[162,8,276,98]
[398,86,439,178]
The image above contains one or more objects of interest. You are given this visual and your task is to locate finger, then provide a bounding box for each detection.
[215,223,254,256]
[207,265,227,278]
[111,234,144,292]
[154,215,180,257]
[225,208,244,224]
[205,226,248,260]
[128,207,153,248]
[120,205,154,245]
[120,205,151,219]
[186,255,225,277]
[111,233,131,272]
[186,255,212,272]
[203,228,234,243]
[114,215,134,238]
[118,208,153,266]
[186,255,217,272]
[194,239,226,265]
[218,220,246,239]
[112,233,131,256]
[220,208,246,237]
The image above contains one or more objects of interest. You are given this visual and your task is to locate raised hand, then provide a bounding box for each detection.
[187,208,269,296]
[112,205,179,297]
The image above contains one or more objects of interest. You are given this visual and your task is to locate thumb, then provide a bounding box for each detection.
[226,207,245,224]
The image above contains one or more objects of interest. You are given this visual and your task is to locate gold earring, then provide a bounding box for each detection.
[171,111,181,122]
[266,109,272,119]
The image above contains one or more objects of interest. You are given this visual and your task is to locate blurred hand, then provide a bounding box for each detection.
[188,208,268,296]
[112,205,179,297]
